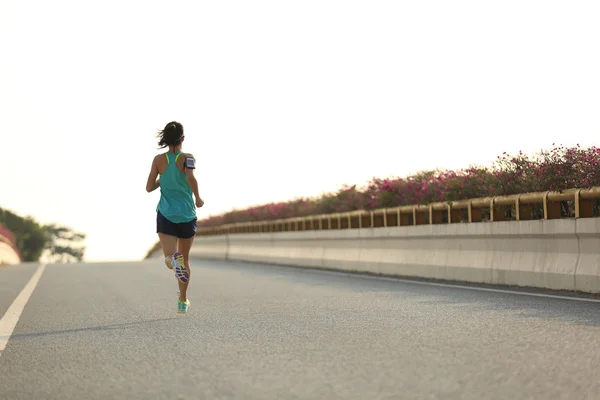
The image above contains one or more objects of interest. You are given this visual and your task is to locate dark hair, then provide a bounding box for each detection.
[157,121,184,148]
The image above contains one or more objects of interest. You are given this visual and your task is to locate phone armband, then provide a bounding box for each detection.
[184,157,196,169]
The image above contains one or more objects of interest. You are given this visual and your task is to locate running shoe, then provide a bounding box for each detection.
[172,252,189,283]
[177,299,190,314]
[165,255,174,270]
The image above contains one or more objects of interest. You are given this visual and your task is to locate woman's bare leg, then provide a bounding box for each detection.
[176,236,196,302]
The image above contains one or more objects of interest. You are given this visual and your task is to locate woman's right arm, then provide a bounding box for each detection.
[184,154,204,207]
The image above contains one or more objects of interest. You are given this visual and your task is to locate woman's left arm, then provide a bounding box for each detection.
[146,157,160,193]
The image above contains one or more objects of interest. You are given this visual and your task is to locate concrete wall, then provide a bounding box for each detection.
[189,235,229,261]
[183,218,600,294]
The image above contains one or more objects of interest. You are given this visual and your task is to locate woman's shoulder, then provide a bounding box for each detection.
[153,153,167,162]
[153,153,171,169]
[178,152,196,163]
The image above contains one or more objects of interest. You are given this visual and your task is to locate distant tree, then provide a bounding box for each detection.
[0,207,50,262]
[44,223,86,263]
[0,207,87,263]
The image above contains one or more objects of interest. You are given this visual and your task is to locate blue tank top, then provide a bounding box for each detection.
[157,151,196,223]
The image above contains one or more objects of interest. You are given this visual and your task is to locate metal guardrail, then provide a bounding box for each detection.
[195,187,600,237]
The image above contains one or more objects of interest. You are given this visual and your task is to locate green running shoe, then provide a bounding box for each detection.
[177,299,190,314]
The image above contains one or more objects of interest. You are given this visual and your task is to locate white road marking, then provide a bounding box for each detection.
[0,264,47,356]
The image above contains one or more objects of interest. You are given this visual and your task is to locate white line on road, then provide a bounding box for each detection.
[0,264,46,356]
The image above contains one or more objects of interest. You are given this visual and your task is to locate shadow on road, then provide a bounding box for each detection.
[7,317,179,340]
[413,297,600,327]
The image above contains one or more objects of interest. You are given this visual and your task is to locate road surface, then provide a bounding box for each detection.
[1,259,599,399]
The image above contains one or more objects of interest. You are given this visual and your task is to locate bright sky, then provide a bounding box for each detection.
[1,1,599,262]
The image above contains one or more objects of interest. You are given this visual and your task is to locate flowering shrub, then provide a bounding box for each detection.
[0,223,21,261]
[197,145,600,227]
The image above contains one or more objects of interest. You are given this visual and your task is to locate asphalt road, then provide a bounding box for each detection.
[0,259,599,400]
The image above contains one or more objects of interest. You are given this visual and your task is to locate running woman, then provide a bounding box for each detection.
[146,121,204,314]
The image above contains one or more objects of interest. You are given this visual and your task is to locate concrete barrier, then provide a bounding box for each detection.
[574,218,600,293]
[189,234,229,261]
[184,218,600,294]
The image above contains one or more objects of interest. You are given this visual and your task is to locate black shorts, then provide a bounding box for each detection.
[156,211,197,239]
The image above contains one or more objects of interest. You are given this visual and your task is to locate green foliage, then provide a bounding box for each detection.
[0,207,86,263]
[0,207,49,262]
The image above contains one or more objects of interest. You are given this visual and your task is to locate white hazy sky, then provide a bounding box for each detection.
[1,1,599,262]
